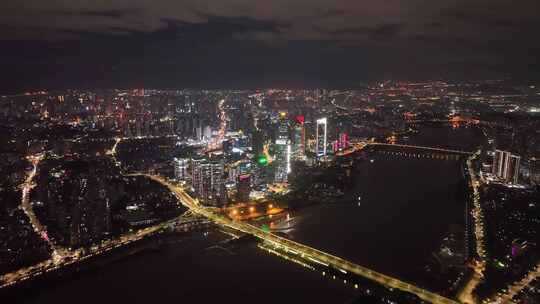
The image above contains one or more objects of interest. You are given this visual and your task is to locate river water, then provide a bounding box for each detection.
[283,156,465,288]
[278,122,485,290]
[13,230,356,304]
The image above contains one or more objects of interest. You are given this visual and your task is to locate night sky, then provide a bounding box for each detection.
[1,0,540,92]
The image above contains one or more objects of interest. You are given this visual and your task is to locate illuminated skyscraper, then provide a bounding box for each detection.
[339,133,349,150]
[292,115,305,160]
[332,140,340,154]
[191,158,226,205]
[493,149,520,184]
[506,154,521,184]
[316,118,327,158]
[174,158,189,181]
[275,112,290,183]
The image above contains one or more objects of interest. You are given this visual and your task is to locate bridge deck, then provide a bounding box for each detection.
[368,143,472,155]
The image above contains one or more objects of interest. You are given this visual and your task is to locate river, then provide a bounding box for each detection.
[11,229,356,304]
[277,122,485,291]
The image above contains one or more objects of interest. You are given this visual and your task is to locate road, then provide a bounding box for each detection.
[19,154,69,263]
[458,151,487,304]
[205,98,227,152]
[0,211,198,288]
[144,174,459,304]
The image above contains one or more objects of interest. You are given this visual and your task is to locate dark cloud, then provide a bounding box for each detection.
[0,0,539,91]
[313,8,349,19]
[441,8,540,32]
[56,9,136,18]
[325,23,406,41]
[426,22,443,28]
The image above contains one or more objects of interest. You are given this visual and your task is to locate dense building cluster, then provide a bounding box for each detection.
[31,158,182,249]
[475,184,539,298]
[0,80,538,302]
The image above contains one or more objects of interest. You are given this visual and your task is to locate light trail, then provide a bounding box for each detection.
[107,137,121,157]
[458,151,487,304]
[205,98,227,152]
[0,212,199,288]
[19,154,66,263]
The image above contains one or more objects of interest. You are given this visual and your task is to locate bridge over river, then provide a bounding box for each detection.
[144,174,460,304]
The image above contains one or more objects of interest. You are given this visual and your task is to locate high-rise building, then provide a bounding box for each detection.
[174,158,189,181]
[275,112,290,183]
[227,166,240,183]
[123,121,133,138]
[316,117,328,158]
[203,125,212,140]
[507,154,521,184]
[530,159,540,185]
[292,115,305,160]
[492,149,505,177]
[332,140,340,154]
[191,158,226,205]
[339,133,349,150]
[236,174,251,202]
[493,149,520,184]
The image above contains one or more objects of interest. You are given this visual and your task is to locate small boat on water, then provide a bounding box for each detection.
[357,196,362,206]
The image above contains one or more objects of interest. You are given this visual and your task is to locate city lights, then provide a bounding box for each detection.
[1,84,539,304]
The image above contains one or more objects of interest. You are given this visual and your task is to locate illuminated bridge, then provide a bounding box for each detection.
[367,143,473,155]
[145,174,459,304]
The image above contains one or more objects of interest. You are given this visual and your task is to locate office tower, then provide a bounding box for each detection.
[507,154,521,184]
[275,112,290,183]
[492,150,505,177]
[316,117,328,158]
[492,149,520,184]
[292,115,305,160]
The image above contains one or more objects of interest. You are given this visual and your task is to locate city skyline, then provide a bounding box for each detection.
[1,85,538,304]
[1,1,539,303]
